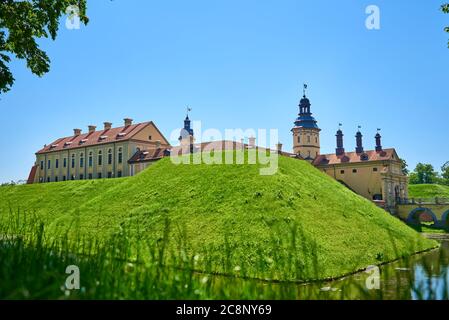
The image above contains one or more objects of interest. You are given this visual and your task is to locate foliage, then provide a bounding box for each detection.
[443,4,449,47]
[0,151,435,282]
[0,0,88,94]
[400,158,409,175]
[442,162,449,185]
[409,163,439,185]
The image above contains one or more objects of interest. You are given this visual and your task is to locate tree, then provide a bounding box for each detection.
[442,161,449,185]
[0,0,88,94]
[400,158,409,175]
[443,3,449,47]
[409,163,438,184]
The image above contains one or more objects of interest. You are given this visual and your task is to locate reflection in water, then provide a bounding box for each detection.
[206,239,449,300]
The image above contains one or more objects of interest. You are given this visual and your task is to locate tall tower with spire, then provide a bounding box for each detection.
[292,84,321,160]
[179,107,195,153]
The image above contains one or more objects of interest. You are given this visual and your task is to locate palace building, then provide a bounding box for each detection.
[28,119,170,183]
[291,88,408,209]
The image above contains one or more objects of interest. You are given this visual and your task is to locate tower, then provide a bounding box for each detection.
[292,84,321,160]
[335,127,345,156]
[179,108,195,153]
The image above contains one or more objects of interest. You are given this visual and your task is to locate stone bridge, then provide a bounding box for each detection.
[397,198,449,229]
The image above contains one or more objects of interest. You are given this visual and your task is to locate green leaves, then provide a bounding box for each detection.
[0,0,88,94]
[443,3,449,47]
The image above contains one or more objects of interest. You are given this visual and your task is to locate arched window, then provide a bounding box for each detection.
[118,147,123,164]
[80,153,84,168]
[89,152,93,167]
[108,149,113,165]
[98,150,103,166]
[307,136,311,143]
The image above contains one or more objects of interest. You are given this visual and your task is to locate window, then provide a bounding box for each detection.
[297,136,300,143]
[39,177,44,183]
[47,177,50,183]
[108,149,112,165]
[307,136,311,143]
[353,169,357,173]
[117,170,122,178]
[118,148,123,164]
[80,174,84,180]
[340,170,345,174]
[47,160,51,169]
[149,136,152,140]
[40,161,44,170]
[71,175,75,180]
[63,158,67,168]
[55,176,58,182]
[98,172,102,179]
[107,172,112,179]
[63,176,66,181]
[315,137,318,143]
[80,153,84,168]
[88,173,93,180]
[98,151,103,166]
[89,152,93,167]
[71,154,75,168]
[56,159,59,169]
[373,167,378,172]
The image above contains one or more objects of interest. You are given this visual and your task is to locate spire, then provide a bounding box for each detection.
[375,128,382,152]
[179,107,194,142]
[355,126,364,154]
[336,124,345,156]
[294,84,318,129]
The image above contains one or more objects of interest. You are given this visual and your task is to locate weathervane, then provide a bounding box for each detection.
[186,106,192,117]
[303,83,308,97]
[377,128,381,132]
[338,123,343,130]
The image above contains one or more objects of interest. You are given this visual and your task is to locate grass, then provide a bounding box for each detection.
[409,184,449,199]
[0,151,437,282]
[1,218,446,300]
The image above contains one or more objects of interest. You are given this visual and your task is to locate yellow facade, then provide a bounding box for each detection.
[34,121,170,183]
[316,156,408,208]
[292,127,321,160]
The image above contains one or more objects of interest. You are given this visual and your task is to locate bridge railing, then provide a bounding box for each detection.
[397,198,449,205]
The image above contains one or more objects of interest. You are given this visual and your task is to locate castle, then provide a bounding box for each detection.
[27,88,408,210]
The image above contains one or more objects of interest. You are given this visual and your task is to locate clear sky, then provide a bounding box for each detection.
[1,0,448,182]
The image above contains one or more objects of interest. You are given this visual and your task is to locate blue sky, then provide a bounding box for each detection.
[1,0,448,182]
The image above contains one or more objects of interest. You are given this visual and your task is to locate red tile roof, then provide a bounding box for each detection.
[36,121,155,154]
[128,148,170,163]
[313,148,397,166]
[128,140,299,164]
[27,165,38,184]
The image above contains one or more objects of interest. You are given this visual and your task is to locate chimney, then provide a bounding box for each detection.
[336,129,345,156]
[73,129,82,136]
[375,132,383,152]
[88,125,97,134]
[248,136,256,149]
[155,140,161,149]
[355,130,364,154]
[276,142,283,153]
[124,118,133,127]
[104,122,112,130]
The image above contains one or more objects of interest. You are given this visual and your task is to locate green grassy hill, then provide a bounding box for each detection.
[409,184,449,199]
[0,152,436,281]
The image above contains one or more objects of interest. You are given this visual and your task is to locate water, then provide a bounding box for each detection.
[207,236,449,300]
[299,237,449,300]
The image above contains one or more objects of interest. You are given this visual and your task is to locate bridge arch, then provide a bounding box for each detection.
[406,207,439,226]
[441,210,449,228]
